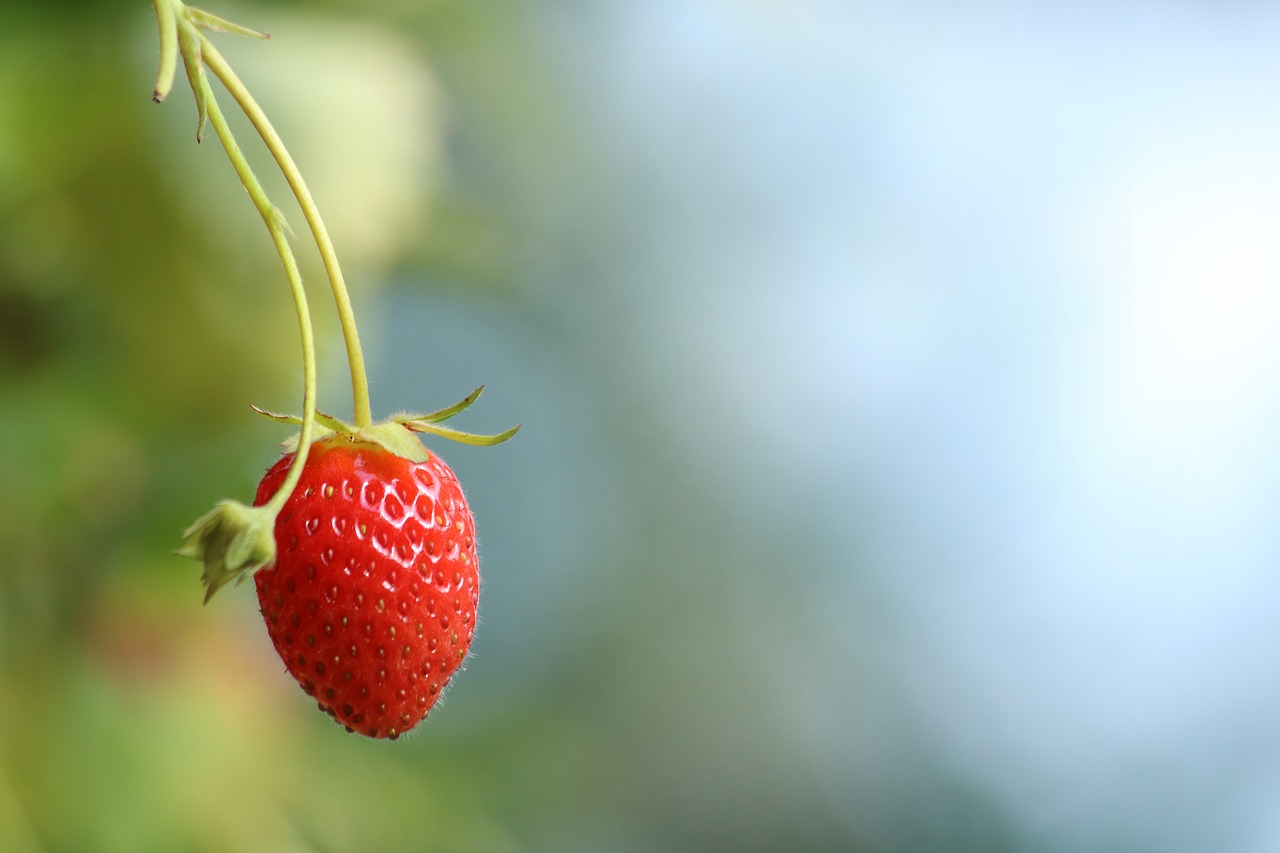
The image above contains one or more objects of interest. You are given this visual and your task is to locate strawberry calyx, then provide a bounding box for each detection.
[177,499,278,603]
[392,384,522,446]
[253,384,521,461]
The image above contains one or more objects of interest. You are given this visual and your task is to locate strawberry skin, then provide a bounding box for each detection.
[253,435,479,739]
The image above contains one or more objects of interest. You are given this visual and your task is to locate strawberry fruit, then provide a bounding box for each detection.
[253,433,479,740]
[180,389,516,741]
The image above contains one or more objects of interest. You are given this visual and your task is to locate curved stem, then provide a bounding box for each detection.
[198,35,373,429]
[194,27,317,513]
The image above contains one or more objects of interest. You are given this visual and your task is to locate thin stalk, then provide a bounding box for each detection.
[150,0,178,102]
[199,35,373,429]
[195,34,317,513]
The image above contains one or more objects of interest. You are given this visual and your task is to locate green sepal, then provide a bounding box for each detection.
[186,6,270,40]
[175,17,208,141]
[402,420,521,447]
[250,407,428,461]
[353,422,431,463]
[252,389,518,463]
[393,385,520,445]
[268,205,297,239]
[251,404,347,433]
[397,385,486,425]
[177,499,279,603]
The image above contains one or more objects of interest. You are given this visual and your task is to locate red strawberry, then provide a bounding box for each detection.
[252,433,480,740]
[179,389,515,738]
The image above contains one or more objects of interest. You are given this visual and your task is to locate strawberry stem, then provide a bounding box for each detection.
[153,0,319,526]
[197,35,374,429]
[180,19,319,514]
[156,0,328,599]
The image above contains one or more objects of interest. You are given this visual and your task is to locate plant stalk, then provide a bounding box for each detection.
[198,35,374,429]
[185,17,318,512]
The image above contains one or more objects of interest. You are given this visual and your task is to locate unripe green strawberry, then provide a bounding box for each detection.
[252,434,480,739]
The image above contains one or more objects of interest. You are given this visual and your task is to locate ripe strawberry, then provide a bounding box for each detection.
[179,387,515,739]
[252,433,480,740]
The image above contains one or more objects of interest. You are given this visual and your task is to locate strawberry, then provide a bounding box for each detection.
[252,433,478,740]
[180,390,516,740]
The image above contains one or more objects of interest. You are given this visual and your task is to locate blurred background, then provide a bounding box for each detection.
[3,0,1280,850]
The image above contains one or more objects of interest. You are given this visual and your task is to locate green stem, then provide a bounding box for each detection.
[191,21,317,513]
[150,0,178,102]
[198,35,374,429]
